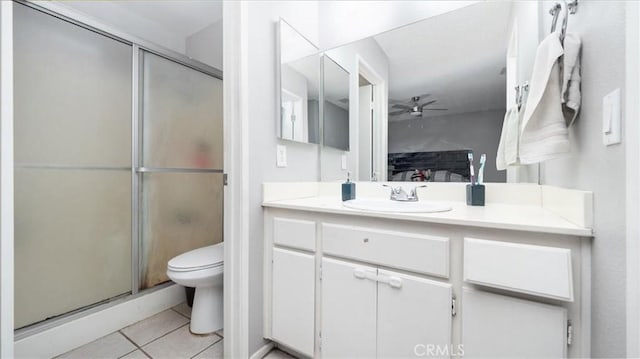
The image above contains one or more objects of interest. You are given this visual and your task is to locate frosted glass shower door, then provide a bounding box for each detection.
[140,52,223,289]
[13,4,132,328]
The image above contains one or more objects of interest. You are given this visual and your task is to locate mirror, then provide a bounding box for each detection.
[278,19,320,144]
[317,2,537,183]
[322,55,350,151]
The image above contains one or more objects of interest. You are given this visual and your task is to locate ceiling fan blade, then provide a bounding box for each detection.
[423,108,448,111]
[389,110,406,116]
[419,99,437,106]
[416,93,431,99]
[389,98,410,105]
[392,103,412,109]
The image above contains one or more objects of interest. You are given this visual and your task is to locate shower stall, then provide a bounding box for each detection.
[12,3,223,330]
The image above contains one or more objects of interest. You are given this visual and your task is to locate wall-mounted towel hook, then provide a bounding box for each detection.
[550,0,578,45]
[515,81,530,111]
[567,0,578,14]
[549,3,562,32]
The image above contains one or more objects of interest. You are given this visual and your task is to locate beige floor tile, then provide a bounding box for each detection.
[119,349,150,359]
[57,332,136,359]
[193,340,223,359]
[263,349,297,359]
[172,302,192,318]
[121,309,189,346]
[142,325,221,359]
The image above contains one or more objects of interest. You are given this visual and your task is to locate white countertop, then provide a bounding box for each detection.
[262,196,593,237]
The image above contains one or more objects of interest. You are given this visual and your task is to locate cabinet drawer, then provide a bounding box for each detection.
[322,223,450,278]
[464,238,573,301]
[273,217,316,252]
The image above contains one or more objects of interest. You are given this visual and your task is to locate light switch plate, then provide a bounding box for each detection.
[276,145,287,167]
[602,88,621,146]
[341,154,348,170]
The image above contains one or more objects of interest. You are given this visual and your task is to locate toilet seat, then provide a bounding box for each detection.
[168,243,224,272]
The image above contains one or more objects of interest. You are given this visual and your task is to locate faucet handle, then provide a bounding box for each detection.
[409,185,427,200]
[382,184,398,192]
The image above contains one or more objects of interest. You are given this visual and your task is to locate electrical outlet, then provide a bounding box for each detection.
[341,154,348,170]
[276,145,287,167]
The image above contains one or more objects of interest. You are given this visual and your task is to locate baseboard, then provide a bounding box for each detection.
[250,341,275,359]
[14,284,185,358]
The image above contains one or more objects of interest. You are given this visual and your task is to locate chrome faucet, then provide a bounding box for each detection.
[383,184,427,202]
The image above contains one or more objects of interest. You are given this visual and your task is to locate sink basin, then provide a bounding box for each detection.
[342,198,452,213]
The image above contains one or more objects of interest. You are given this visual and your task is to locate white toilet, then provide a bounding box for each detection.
[167,242,224,334]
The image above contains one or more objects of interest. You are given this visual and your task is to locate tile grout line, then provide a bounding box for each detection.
[118,330,148,359]
[135,322,192,350]
[189,334,223,359]
[171,306,192,320]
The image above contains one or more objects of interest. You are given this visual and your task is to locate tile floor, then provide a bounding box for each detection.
[58,302,223,359]
[58,301,297,359]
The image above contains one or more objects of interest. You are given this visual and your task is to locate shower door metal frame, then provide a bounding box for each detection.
[10,0,224,333]
[0,2,15,357]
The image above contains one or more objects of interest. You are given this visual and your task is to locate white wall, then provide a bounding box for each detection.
[388,109,506,183]
[625,3,640,356]
[243,1,320,354]
[537,1,627,356]
[186,20,223,70]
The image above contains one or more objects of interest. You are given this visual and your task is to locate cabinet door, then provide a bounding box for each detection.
[272,248,315,357]
[321,258,377,358]
[377,269,453,359]
[461,288,567,358]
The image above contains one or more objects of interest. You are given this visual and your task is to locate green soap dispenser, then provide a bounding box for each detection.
[342,171,356,201]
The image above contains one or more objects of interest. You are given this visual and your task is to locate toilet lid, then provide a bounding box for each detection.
[168,243,224,271]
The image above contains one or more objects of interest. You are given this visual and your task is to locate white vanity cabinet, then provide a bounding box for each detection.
[461,288,568,358]
[376,269,452,359]
[272,248,315,357]
[321,258,453,358]
[321,258,377,358]
[263,207,591,359]
[267,217,317,357]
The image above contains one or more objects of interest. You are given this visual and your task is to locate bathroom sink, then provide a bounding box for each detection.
[342,198,452,213]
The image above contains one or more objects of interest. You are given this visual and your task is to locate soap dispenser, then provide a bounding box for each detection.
[342,171,356,201]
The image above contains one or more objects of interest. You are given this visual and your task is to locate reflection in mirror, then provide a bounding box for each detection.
[385,2,509,183]
[319,2,529,183]
[278,20,320,144]
[322,55,350,151]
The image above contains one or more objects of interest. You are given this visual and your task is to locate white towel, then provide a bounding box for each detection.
[561,33,582,126]
[519,32,570,165]
[496,106,521,171]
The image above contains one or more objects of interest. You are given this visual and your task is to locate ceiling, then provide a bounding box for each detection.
[111,0,222,38]
[58,0,222,45]
[374,1,513,120]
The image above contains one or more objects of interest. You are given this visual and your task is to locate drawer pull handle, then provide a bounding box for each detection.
[378,274,403,289]
[353,268,377,281]
[363,238,369,243]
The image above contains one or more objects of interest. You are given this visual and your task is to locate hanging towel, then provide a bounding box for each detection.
[519,32,570,165]
[561,33,582,126]
[496,106,521,170]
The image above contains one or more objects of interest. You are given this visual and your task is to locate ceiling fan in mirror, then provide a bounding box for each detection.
[389,94,448,117]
